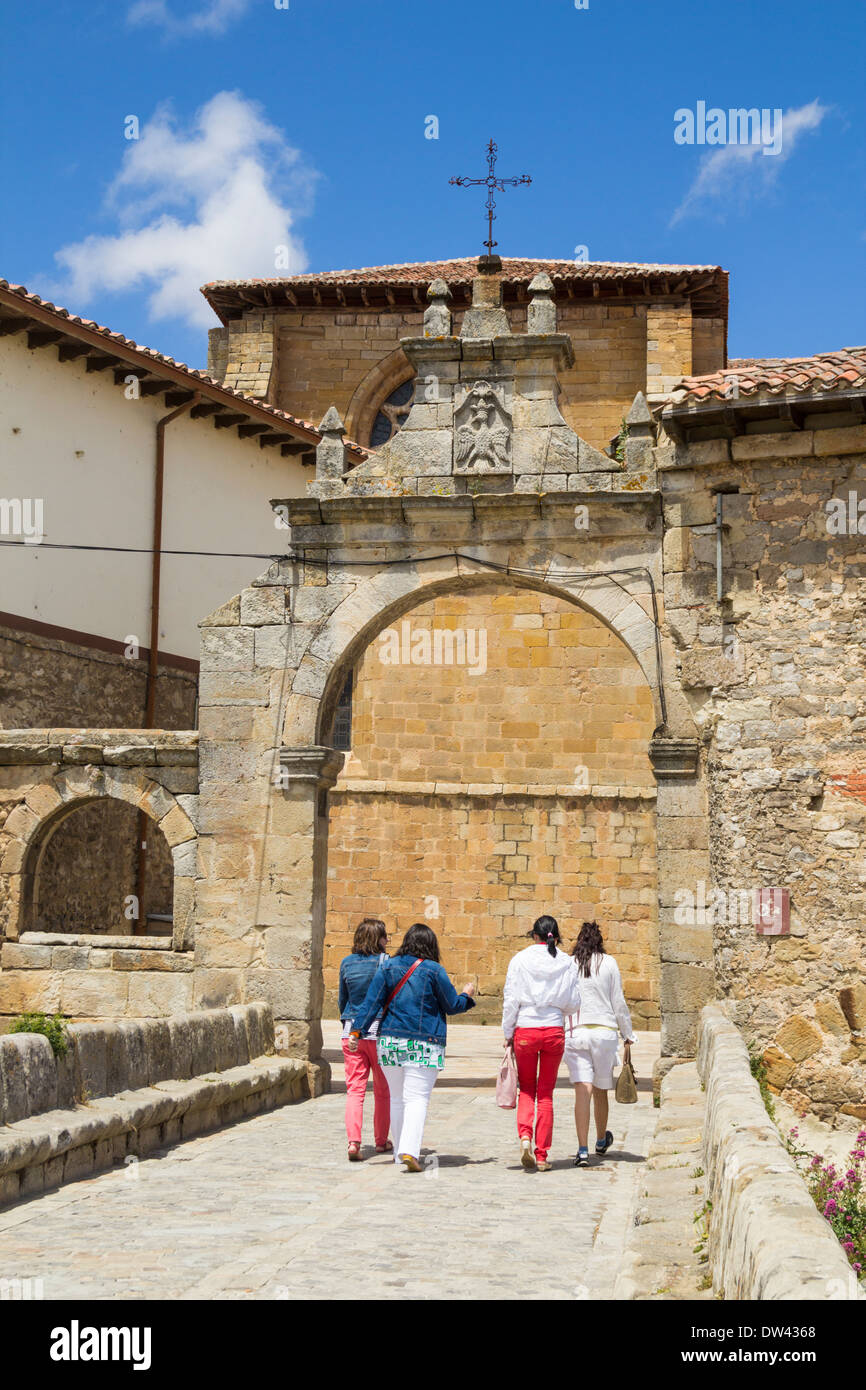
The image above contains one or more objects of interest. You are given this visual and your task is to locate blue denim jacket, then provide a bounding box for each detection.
[339,952,388,1026]
[351,954,475,1047]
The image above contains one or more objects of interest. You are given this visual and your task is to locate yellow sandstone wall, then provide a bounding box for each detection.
[324,583,660,1026]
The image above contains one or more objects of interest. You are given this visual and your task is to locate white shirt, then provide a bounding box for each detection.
[502,945,582,1037]
[566,953,633,1040]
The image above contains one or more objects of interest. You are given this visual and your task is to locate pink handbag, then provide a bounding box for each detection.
[496,1046,518,1109]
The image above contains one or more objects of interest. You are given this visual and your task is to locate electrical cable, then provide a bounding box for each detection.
[1,541,669,723]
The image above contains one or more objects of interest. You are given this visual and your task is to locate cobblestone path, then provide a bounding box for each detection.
[0,1024,658,1300]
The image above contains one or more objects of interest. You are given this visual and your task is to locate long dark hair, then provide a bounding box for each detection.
[572,921,605,977]
[531,914,561,959]
[396,922,441,963]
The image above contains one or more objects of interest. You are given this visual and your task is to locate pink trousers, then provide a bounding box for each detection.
[342,1038,391,1147]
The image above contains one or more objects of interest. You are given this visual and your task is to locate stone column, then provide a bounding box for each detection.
[650,736,715,1083]
[246,746,343,1068]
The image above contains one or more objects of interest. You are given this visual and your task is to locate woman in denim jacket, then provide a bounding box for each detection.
[339,918,392,1161]
[348,922,475,1172]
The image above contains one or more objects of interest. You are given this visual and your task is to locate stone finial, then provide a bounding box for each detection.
[316,406,346,480]
[625,390,654,432]
[460,268,511,339]
[424,279,452,337]
[527,272,556,334]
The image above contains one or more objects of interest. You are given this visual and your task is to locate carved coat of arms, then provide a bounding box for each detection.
[453,380,512,473]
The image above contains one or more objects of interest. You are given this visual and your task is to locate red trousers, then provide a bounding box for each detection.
[342,1038,390,1147]
[513,1025,565,1162]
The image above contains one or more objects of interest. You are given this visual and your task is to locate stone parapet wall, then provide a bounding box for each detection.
[697,1005,863,1300]
[0,1004,314,1208]
[0,934,195,1019]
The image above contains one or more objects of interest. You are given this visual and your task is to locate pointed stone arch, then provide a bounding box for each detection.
[280,560,669,751]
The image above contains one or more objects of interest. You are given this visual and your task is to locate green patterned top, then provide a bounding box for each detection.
[377,1033,445,1070]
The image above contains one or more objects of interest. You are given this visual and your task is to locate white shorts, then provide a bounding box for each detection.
[564,1027,619,1089]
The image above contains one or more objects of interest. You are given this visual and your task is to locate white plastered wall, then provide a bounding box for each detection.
[0,334,307,660]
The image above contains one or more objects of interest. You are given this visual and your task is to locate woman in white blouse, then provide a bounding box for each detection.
[563,921,636,1167]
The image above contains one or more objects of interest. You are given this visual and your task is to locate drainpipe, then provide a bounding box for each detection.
[134,393,199,934]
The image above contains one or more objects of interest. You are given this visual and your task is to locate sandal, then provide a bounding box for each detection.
[375,1140,394,1154]
[347,1141,362,1162]
[400,1153,423,1173]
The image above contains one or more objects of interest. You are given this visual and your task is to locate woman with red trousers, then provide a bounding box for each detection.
[502,916,581,1171]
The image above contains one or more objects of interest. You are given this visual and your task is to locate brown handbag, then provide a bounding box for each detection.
[614,1044,638,1104]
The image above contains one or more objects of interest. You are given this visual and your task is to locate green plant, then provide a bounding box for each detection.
[698,1273,713,1291]
[748,1047,776,1122]
[614,416,629,463]
[653,1095,660,1109]
[693,1199,713,1262]
[9,1011,69,1057]
[691,1166,705,1178]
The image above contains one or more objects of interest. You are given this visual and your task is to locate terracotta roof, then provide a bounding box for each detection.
[205,257,722,288]
[0,279,368,462]
[672,348,866,405]
[202,257,728,322]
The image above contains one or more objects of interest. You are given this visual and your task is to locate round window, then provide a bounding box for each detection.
[370,379,415,448]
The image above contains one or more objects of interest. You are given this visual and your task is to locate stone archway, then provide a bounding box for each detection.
[319,575,661,1027]
[0,750,197,951]
[195,539,711,1074]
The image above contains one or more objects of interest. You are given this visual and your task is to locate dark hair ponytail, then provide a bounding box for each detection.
[531,914,560,958]
[572,920,605,977]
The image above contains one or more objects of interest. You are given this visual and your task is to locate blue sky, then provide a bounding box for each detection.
[1,0,863,370]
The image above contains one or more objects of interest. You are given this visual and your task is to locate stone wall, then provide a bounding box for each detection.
[697,1004,863,1300]
[660,426,866,1122]
[0,621,197,729]
[323,583,658,1023]
[36,798,173,934]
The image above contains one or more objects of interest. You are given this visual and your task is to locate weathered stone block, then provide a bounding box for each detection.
[762,1044,796,1089]
[839,983,866,1032]
[815,996,851,1038]
[775,1014,824,1063]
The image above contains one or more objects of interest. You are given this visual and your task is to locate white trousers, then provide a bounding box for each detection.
[383,1064,438,1162]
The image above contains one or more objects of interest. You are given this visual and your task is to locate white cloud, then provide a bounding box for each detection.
[671,100,828,225]
[52,92,313,330]
[127,0,252,37]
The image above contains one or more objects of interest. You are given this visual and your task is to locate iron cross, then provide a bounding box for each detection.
[450,139,531,256]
